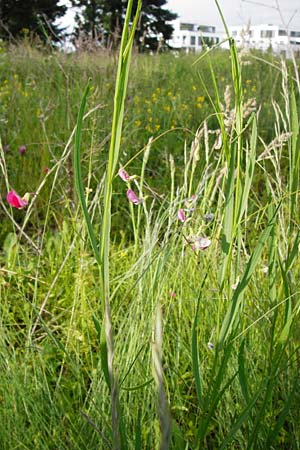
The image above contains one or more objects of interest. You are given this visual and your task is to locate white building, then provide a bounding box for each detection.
[228,24,300,57]
[167,19,223,53]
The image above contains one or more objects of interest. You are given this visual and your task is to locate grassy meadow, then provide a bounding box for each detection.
[1,14,300,450]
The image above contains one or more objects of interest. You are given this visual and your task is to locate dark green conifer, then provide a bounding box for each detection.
[0,0,67,42]
[71,0,177,51]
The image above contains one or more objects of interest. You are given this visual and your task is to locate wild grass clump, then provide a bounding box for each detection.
[1,1,300,449]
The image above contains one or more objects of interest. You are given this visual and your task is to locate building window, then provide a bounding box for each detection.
[190,36,196,45]
[202,36,214,46]
[261,30,274,38]
[198,25,215,33]
[279,29,287,36]
[180,23,194,31]
[290,31,300,37]
[182,35,186,45]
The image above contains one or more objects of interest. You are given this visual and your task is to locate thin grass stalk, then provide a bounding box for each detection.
[99,3,142,447]
[267,197,277,304]
[135,136,152,246]
[74,1,142,448]
[152,303,171,450]
[218,204,279,347]
[215,0,244,288]
[0,140,10,193]
[288,83,299,226]
[100,3,142,445]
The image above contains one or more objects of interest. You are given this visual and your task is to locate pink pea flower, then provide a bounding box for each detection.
[169,291,177,298]
[185,194,197,209]
[192,236,211,251]
[6,190,28,209]
[178,208,186,223]
[126,188,142,205]
[118,167,133,182]
[19,145,26,155]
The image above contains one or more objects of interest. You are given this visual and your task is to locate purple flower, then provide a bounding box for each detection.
[126,188,142,205]
[19,145,26,155]
[177,208,186,223]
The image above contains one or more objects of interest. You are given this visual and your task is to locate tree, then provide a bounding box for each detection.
[0,0,67,42]
[133,0,178,51]
[71,0,105,41]
[72,0,177,51]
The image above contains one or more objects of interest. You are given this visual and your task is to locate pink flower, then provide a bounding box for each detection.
[19,145,26,155]
[118,168,132,182]
[192,237,211,251]
[178,208,186,223]
[185,194,197,208]
[126,188,142,205]
[6,190,28,209]
[169,291,177,298]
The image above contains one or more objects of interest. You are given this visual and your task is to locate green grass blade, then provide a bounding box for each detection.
[218,204,279,347]
[238,339,250,404]
[265,378,298,447]
[74,79,101,265]
[191,285,206,410]
[92,313,111,388]
[219,388,263,450]
[134,408,142,450]
[218,142,236,286]
[237,115,257,223]
[289,82,299,221]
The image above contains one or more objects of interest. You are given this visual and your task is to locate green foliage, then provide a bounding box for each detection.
[0,0,67,43]
[1,29,300,450]
[72,0,177,51]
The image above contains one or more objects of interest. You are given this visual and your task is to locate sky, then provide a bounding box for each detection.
[166,0,300,30]
[59,0,300,32]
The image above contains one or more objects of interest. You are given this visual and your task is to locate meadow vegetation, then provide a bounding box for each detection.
[0,7,300,449]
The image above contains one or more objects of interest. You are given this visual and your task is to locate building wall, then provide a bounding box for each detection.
[167,19,223,53]
[228,24,300,57]
[167,20,300,57]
